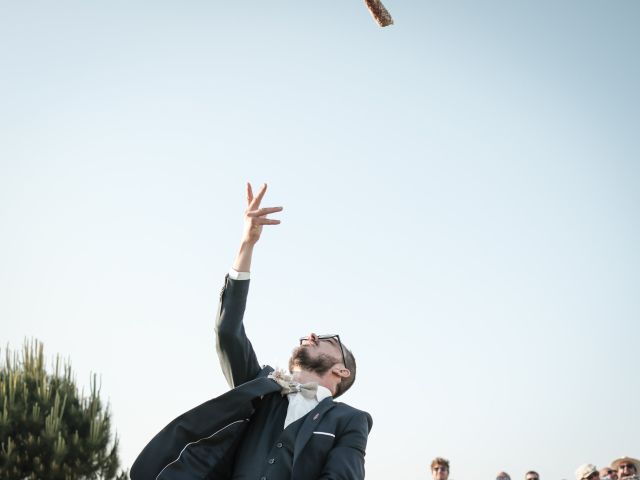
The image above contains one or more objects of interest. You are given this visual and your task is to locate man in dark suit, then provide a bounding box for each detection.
[131,183,372,480]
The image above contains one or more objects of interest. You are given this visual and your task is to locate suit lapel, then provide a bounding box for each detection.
[292,397,336,464]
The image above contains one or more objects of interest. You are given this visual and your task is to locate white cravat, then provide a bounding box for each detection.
[284,385,332,429]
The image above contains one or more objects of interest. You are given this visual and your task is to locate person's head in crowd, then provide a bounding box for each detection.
[525,471,540,480]
[611,457,640,480]
[497,472,511,480]
[576,464,600,480]
[600,467,618,480]
[430,457,449,480]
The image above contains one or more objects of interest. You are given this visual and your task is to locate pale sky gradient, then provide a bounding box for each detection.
[1,1,639,479]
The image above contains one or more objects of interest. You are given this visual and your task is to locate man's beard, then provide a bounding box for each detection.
[289,346,338,375]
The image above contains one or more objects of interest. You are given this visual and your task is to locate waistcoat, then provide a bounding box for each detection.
[231,392,307,480]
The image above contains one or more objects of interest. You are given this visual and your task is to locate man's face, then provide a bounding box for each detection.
[289,333,344,374]
[618,463,637,479]
[526,473,539,480]
[601,468,617,480]
[432,464,449,480]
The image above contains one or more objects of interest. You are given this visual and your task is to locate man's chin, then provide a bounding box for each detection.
[289,347,336,375]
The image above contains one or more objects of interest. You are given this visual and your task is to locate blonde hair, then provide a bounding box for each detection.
[431,457,450,470]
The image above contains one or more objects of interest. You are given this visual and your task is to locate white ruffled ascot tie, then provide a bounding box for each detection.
[268,369,332,429]
[268,370,318,399]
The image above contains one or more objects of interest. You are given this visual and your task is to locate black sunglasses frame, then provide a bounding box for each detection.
[299,334,347,368]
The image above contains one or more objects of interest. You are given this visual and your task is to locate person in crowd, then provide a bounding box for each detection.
[497,472,512,480]
[600,467,618,480]
[525,471,540,480]
[431,457,450,480]
[611,457,640,480]
[576,464,600,480]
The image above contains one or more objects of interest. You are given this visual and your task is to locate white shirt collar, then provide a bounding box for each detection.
[315,385,333,402]
[283,385,332,429]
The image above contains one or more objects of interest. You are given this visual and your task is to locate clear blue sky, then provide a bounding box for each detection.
[1,1,639,478]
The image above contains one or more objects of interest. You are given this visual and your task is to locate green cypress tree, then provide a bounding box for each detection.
[0,339,127,480]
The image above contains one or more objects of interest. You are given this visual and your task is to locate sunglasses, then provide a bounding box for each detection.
[433,467,448,472]
[299,334,346,367]
[620,464,636,471]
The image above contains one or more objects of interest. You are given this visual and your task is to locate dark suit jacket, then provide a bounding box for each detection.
[131,276,372,479]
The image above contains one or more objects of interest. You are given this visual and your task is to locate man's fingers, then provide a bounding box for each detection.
[246,206,283,217]
[246,183,254,206]
[257,218,281,225]
[250,183,268,209]
[243,183,281,233]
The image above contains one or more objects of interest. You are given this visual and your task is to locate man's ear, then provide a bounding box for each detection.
[332,366,351,378]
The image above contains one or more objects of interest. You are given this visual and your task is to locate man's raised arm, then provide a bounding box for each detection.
[215,183,283,388]
[231,182,282,274]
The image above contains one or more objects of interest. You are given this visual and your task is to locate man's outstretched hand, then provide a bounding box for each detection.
[233,183,283,272]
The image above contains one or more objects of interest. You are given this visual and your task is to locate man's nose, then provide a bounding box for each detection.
[307,333,318,343]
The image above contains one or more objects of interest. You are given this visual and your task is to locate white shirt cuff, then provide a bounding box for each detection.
[229,268,250,280]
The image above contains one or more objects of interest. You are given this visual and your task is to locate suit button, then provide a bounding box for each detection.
[260,477,267,480]
[268,458,276,464]
[276,442,283,448]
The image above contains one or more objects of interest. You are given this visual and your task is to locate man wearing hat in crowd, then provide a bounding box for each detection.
[611,456,640,480]
[576,464,600,480]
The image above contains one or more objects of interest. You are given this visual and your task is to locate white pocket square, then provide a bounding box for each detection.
[312,431,335,437]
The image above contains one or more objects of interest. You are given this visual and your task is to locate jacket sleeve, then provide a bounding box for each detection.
[317,411,373,480]
[214,275,261,388]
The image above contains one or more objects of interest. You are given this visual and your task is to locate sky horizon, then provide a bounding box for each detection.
[2,1,639,478]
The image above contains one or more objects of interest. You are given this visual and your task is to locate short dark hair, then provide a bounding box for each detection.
[333,344,356,398]
[526,472,539,478]
[431,457,450,470]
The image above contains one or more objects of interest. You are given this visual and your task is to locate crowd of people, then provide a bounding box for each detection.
[429,456,640,480]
